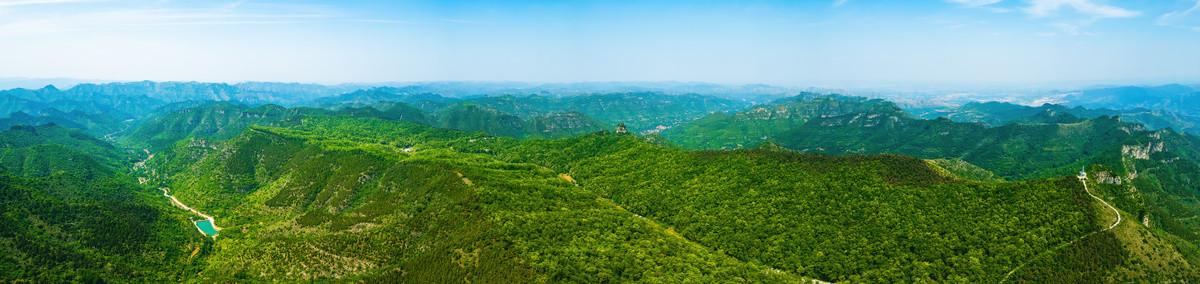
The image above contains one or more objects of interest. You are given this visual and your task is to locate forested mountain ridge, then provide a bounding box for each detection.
[663,94,1200,282]
[664,94,1171,180]
[0,81,355,106]
[123,100,611,151]
[318,88,750,134]
[143,117,805,282]
[0,124,129,170]
[661,95,906,150]
[0,109,124,137]
[0,125,210,282]
[119,103,317,151]
[129,114,1144,282]
[1064,84,1200,116]
[919,100,1200,135]
[2,82,1200,282]
[435,102,610,139]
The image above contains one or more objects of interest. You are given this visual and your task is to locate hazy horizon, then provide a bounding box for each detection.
[2,0,1199,85]
[2,76,1196,93]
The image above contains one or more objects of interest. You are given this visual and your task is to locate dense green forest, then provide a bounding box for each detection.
[490,131,1100,282]
[146,117,803,282]
[132,115,1113,282]
[666,94,1200,282]
[3,83,1200,282]
[0,125,210,282]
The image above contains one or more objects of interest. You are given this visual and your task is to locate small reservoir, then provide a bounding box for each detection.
[195,220,220,236]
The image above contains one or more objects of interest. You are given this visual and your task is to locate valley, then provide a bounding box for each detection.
[1,81,1199,283]
[5,1,1199,282]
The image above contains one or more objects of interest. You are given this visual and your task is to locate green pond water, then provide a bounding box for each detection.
[195,220,219,236]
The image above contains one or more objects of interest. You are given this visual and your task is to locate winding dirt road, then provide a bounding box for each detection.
[160,188,222,232]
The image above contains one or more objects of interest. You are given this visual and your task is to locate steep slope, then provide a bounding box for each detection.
[329,103,431,126]
[0,126,209,283]
[313,89,748,135]
[925,158,1006,183]
[467,94,566,118]
[436,102,527,138]
[922,101,1200,135]
[561,92,748,133]
[493,132,1099,283]
[0,124,128,169]
[0,89,165,121]
[462,92,749,133]
[523,111,608,139]
[148,117,802,282]
[664,95,1143,180]
[662,95,904,150]
[311,88,456,112]
[120,103,319,151]
[667,94,1200,282]
[777,113,1136,179]
[916,101,1117,127]
[0,108,124,137]
[436,103,608,139]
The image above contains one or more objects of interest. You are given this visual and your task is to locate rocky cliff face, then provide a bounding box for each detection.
[734,97,904,123]
[1123,141,1165,160]
[1094,171,1124,184]
[529,111,604,133]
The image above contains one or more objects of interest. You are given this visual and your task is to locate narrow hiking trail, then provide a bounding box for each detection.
[998,172,1122,283]
[1082,176,1122,230]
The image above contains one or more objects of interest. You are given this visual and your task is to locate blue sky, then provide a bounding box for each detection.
[0,0,1198,86]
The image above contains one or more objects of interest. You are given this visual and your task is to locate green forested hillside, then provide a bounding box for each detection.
[0,124,129,169]
[436,103,609,139]
[776,113,1137,180]
[555,92,748,133]
[665,94,1200,282]
[665,95,1142,180]
[148,117,802,282]
[333,101,430,125]
[493,131,1099,283]
[119,103,316,151]
[0,126,210,283]
[0,108,124,137]
[125,115,1121,282]
[524,111,608,139]
[4,88,1199,283]
[426,92,748,134]
[662,95,904,150]
[918,101,1200,135]
[436,102,528,138]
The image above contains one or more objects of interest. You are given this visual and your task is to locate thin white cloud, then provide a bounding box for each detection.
[1024,0,1139,18]
[0,18,79,38]
[1156,0,1200,31]
[945,0,1002,7]
[0,7,336,39]
[832,0,850,7]
[0,0,96,12]
[1016,0,1138,37]
[0,0,96,6]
